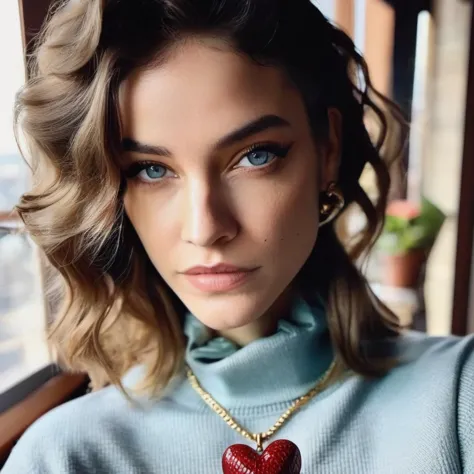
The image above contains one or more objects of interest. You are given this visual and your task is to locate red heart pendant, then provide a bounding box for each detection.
[222,439,302,474]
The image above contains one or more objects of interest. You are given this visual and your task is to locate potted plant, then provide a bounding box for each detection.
[376,197,446,288]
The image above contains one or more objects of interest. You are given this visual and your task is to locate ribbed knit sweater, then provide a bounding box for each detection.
[3,298,474,473]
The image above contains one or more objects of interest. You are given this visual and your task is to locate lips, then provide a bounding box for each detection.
[183,263,251,275]
[182,264,258,292]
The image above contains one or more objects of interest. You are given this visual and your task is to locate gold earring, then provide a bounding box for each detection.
[319,182,345,227]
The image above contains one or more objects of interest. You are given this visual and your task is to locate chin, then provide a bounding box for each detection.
[180,291,272,331]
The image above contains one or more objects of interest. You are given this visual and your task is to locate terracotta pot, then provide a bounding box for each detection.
[382,249,426,288]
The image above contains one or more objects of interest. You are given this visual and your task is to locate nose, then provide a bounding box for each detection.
[181,179,238,247]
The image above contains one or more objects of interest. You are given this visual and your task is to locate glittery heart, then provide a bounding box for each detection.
[222,440,302,474]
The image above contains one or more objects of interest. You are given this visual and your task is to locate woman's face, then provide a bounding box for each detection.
[120,38,339,333]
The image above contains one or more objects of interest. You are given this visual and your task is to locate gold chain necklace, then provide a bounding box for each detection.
[186,359,338,453]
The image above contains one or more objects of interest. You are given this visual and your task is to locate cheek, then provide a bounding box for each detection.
[233,156,320,252]
[123,189,178,266]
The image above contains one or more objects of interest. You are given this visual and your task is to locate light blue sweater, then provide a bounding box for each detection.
[3,299,474,473]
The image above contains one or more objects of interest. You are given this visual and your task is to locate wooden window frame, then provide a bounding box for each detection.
[0,370,88,464]
[451,3,474,335]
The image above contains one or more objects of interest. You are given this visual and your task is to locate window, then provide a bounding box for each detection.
[0,1,52,395]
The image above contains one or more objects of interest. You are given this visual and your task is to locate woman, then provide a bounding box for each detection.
[3,0,473,472]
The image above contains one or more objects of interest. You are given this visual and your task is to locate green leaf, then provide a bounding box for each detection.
[377,196,446,255]
[412,197,446,243]
[384,215,410,233]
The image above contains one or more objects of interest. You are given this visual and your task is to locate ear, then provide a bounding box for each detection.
[320,108,342,190]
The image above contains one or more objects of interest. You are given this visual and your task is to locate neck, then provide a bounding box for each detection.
[179,295,333,408]
[216,289,293,346]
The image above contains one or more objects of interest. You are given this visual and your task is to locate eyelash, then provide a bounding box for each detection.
[124,141,294,185]
[237,142,293,168]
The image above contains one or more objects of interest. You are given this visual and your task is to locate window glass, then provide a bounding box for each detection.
[0,1,51,395]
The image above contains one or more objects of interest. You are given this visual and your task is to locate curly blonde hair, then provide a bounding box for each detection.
[15,0,406,396]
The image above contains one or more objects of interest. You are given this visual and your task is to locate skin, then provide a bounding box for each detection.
[120,37,340,345]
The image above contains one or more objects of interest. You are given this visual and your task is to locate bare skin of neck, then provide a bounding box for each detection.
[216,289,293,346]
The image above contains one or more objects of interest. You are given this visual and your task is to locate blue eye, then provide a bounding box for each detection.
[239,150,275,167]
[236,143,292,169]
[125,162,173,183]
[140,165,167,180]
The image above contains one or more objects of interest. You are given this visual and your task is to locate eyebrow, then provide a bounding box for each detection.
[215,114,291,148]
[121,114,291,157]
[121,138,172,157]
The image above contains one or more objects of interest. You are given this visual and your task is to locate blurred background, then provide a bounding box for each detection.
[0,0,473,420]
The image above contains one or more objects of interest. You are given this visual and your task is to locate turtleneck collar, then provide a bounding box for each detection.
[180,296,333,409]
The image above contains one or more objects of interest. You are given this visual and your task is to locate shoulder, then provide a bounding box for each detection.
[395,330,474,369]
[380,330,474,385]
[391,331,474,465]
[365,330,474,403]
[414,332,474,470]
[2,383,139,473]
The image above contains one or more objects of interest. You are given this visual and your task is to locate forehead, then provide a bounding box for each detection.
[119,38,302,148]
